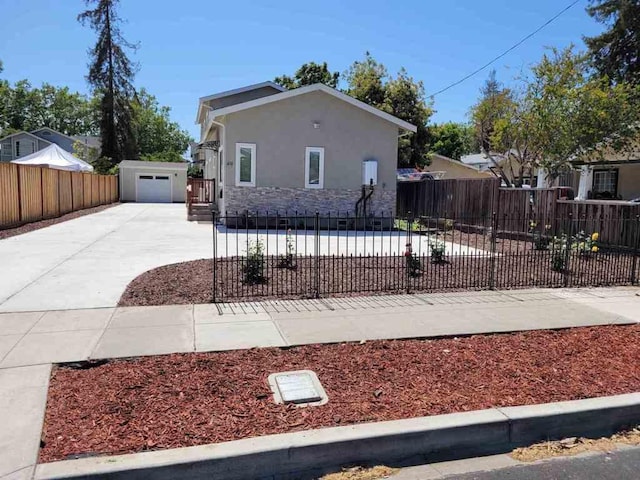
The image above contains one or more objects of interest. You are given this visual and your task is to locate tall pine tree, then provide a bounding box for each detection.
[79,0,138,169]
[584,0,640,85]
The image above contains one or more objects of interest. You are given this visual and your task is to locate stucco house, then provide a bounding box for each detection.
[195,81,416,216]
[0,127,100,163]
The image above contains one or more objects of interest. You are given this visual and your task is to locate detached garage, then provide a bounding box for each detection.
[119,160,187,203]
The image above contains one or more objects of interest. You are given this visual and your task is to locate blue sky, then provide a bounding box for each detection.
[0,0,603,141]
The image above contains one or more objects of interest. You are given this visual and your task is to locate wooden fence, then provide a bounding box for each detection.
[397,178,500,219]
[0,163,118,229]
[396,178,640,248]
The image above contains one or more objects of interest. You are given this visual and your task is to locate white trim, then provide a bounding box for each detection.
[135,172,174,203]
[119,160,187,171]
[208,84,417,133]
[235,143,256,187]
[304,147,324,189]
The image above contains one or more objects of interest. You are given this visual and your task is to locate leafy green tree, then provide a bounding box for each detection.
[133,89,192,162]
[469,71,523,185]
[584,0,640,85]
[79,0,138,167]
[428,122,476,160]
[381,68,433,166]
[343,52,388,107]
[344,54,433,166]
[0,79,97,137]
[471,47,640,186]
[527,47,640,179]
[274,62,339,89]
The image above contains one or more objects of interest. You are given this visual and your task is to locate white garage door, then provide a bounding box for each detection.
[136,174,172,203]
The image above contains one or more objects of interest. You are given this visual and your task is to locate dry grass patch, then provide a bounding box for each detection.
[512,425,640,462]
[320,466,398,480]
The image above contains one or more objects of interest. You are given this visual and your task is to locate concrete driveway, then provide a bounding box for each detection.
[0,204,213,312]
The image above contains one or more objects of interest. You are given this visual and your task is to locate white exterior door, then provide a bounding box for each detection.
[136,174,172,203]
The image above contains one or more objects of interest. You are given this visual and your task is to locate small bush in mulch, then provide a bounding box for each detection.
[0,204,118,240]
[40,325,640,462]
[118,251,635,306]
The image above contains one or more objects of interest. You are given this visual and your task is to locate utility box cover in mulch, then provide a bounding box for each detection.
[268,370,328,406]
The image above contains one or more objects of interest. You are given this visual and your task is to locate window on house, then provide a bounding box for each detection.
[305,147,324,189]
[15,141,20,157]
[0,141,11,161]
[592,169,618,198]
[235,143,256,187]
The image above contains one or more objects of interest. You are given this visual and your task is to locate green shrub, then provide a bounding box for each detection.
[406,253,422,277]
[430,239,447,264]
[277,229,296,269]
[243,240,266,285]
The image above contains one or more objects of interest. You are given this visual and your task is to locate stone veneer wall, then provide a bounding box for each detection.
[223,186,396,215]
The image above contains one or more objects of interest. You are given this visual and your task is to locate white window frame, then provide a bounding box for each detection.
[235,143,256,187]
[305,147,324,189]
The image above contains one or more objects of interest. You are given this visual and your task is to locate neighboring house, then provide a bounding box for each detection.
[424,154,494,179]
[195,81,416,215]
[0,127,100,162]
[460,152,498,172]
[569,141,640,200]
[461,152,541,187]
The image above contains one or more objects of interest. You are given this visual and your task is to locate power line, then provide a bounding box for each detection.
[427,0,583,98]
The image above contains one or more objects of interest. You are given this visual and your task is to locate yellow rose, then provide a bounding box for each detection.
[591,232,599,241]
[592,246,599,253]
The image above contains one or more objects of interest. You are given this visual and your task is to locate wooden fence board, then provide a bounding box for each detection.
[19,166,43,223]
[0,164,118,229]
[71,172,84,210]
[83,173,92,207]
[0,163,20,227]
[41,168,60,219]
[91,175,99,206]
[58,171,73,214]
[99,175,106,205]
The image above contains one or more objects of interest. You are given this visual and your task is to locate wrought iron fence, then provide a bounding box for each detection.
[211,211,640,303]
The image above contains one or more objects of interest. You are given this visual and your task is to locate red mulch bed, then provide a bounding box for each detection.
[41,325,640,462]
[0,203,119,240]
[118,251,634,306]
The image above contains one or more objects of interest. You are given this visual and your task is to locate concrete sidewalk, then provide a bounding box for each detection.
[1,286,639,479]
[1,287,639,369]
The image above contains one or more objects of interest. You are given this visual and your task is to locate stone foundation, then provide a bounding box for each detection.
[223,186,396,216]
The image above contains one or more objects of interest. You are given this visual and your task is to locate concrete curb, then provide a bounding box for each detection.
[35,393,640,480]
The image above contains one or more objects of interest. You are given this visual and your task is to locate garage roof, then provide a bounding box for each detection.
[119,160,188,170]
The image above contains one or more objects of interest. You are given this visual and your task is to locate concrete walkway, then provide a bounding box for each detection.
[0,203,213,313]
[1,286,639,479]
[1,287,639,369]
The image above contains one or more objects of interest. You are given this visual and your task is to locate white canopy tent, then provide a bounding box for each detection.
[11,144,94,172]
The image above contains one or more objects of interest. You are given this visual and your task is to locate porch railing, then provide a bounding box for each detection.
[187,178,215,216]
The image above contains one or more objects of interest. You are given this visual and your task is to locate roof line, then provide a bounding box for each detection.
[198,81,286,103]
[430,153,494,173]
[31,126,79,143]
[208,83,417,132]
[0,130,53,145]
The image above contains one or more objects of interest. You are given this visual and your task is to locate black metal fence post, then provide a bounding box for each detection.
[563,211,573,287]
[314,211,320,298]
[212,210,217,304]
[406,213,413,294]
[489,211,498,290]
[631,215,640,285]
